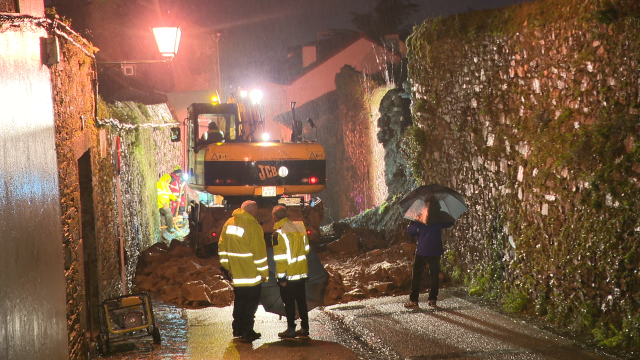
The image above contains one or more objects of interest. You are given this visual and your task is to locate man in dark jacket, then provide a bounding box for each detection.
[405,200,453,309]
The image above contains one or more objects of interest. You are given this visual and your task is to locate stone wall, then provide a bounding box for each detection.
[50,21,118,360]
[99,101,182,289]
[52,21,181,359]
[406,0,640,346]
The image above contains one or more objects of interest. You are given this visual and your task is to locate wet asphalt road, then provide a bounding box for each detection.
[103,289,618,360]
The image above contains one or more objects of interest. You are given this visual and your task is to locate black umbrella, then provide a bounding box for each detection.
[399,184,467,225]
[260,248,329,317]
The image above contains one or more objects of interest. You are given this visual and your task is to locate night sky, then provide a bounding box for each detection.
[52,0,532,91]
[192,0,533,90]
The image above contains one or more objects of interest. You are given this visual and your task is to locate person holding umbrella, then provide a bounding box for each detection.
[271,205,311,339]
[404,197,454,309]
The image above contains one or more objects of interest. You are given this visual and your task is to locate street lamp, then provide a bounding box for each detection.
[152,27,182,61]
[99,26,182,65]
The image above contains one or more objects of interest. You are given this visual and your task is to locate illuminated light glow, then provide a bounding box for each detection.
[261,132,270,141]
[309,176,318,184]
[306,230,311,235]
[278,166,288,177]
[182,173,189,181]
[249,89,263,105]
[152,27,181,60]
[211,95,219,104]
[240,90,248,98]
[212,232,217,237]
[244,156,250,161]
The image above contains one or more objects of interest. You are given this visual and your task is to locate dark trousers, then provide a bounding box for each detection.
[410,255,441,302]
[159,207,174,231]
[232,284,262,335]
[279,279,309,330]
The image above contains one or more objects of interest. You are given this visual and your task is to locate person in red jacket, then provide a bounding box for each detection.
[169,167,186,216]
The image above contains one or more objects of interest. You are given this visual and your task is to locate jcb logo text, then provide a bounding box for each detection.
[258,165,277,180]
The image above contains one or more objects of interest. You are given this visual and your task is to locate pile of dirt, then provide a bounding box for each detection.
[320,240,417,305]
[134,240,233,307]
[134,222,435,308]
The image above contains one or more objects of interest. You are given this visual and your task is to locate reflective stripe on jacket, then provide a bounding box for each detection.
[218,208,269,287]
[157,174,177,209]
[272,217,309,280]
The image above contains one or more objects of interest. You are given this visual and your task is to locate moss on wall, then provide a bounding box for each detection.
[407,0,640,348]
[334,65,391,218]
[99,100,181,286]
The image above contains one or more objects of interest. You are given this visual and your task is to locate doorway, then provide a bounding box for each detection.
[78,151,100,340]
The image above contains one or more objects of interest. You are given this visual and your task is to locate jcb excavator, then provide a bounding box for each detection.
[186,93,326,256]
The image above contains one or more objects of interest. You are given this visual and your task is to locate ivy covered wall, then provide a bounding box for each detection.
[406,0,640,347]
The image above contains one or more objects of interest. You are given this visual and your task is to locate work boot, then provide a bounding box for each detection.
[428,300,437,307]
[278,328,296,339]
[241,331,261,341]
[404,300,419,309]
[295,328,310,338]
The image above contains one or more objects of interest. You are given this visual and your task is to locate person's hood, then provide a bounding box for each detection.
[159,173,171,182]
[232,208,257,222]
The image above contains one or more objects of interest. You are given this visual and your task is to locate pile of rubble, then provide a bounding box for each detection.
[317,225,428,305]
[134,240,233,307]
[133,221,439,308]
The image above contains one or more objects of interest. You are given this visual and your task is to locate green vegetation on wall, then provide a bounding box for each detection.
[407,0,640,349]
[335,65,387,217]
[98,100,180,286]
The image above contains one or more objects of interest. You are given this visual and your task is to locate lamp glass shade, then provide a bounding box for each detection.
[152,27,181,59]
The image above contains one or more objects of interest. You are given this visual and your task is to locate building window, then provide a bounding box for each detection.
[0,0,19,13]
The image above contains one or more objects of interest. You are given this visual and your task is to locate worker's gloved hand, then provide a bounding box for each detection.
[220,267,233,282]
[277,277,287,287]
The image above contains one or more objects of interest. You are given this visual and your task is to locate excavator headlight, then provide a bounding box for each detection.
[278,166,288,177]
[261,133,270,141]
[249,89,263,105]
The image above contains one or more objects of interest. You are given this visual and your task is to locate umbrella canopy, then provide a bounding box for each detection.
[399,184,467,225]
[260,248,328,317]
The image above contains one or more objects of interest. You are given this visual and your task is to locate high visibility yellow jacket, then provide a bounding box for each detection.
[157,174,177,209]
[218,208,269,287]
[273,217,309,281]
